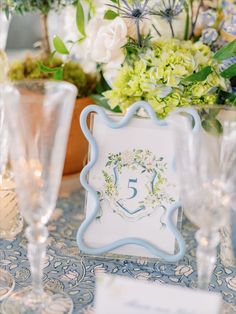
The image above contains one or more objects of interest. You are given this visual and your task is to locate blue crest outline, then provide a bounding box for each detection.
[77,101,200,262]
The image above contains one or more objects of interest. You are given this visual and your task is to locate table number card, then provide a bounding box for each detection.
[84,112,180,258]
[77,103,198,260]
[95,274,222,314]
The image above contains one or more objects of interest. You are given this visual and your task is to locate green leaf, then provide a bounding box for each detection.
[91,94,122,113]
[202,118,223,136]
[220,63,236,79]
[214,39,236,61]
[95,72,111,94]
[53,68,63,80]
[76,1,86,37]
[104,10,119,20]
[218,90,236,106]
[38,62,59,73]
[38,62,64,80]
[53,36,69,55]
[77,37,86,44]
[208,108,220,118]
[184,2,190,40]
[182,66,213,83]
[48,51,56,65]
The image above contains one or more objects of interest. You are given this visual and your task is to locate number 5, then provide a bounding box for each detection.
[127,179,138,199]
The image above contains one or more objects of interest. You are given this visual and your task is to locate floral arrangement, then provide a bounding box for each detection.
[63,1,235,128]
[104,38,228,118]
[62,0,236,80]
[5,0,236,126]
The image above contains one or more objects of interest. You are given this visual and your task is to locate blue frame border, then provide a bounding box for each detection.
[76,101,200,262]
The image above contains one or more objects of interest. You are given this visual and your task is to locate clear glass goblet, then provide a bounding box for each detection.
[171,106,236,290]
[0,84,15,300]
[1,80,77,313]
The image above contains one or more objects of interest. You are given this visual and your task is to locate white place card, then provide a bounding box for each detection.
[94,274,222,314]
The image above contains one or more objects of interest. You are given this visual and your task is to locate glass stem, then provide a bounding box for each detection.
[195,229,220,290]
[26,223,48,295]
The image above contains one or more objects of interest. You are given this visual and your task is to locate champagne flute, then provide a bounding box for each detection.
[171,106,236,290]
[1,80,77,313]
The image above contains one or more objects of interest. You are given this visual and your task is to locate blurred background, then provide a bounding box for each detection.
[6,14,40,51]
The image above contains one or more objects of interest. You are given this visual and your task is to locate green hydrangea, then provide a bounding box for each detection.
[104,38,229,118]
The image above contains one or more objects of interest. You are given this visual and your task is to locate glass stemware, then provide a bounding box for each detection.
[171,106,236,290]
[0,84,15,300]
[1,80,77,313]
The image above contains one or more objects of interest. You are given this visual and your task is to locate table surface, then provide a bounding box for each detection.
[1,186,236,314]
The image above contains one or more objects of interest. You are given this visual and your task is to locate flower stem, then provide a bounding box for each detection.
[136,20,142,47]
[152,23,162,37]
[190,0,203,39]
[184,1,190,40]
[168,19,175,38]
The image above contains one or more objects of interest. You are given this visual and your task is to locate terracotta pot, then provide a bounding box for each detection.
[63,97,93,176]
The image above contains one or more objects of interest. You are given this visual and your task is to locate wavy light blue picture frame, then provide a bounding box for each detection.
[77,101,200,262]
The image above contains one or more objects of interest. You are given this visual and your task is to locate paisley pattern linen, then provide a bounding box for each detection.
[0,188,236,313]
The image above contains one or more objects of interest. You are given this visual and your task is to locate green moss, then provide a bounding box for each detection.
[8,56,96,98]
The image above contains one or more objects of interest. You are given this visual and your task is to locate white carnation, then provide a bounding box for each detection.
[88,16,128,64]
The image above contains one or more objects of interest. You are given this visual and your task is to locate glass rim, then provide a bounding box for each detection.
[2,79,78,95]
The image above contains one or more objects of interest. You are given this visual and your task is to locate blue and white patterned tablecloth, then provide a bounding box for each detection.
[1,188,236,313]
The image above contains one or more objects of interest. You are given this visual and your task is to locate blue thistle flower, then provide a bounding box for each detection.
[107,0,150,47]
[150,0,186,37]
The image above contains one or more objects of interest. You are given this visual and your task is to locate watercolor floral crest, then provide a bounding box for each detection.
[97,149,175,222]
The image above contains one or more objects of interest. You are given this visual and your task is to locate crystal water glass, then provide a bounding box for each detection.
[1,81,77,313]
[0,85,15,300]
[171,106,236,290]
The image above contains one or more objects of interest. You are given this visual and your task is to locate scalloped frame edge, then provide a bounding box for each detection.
[76,101,201,262]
